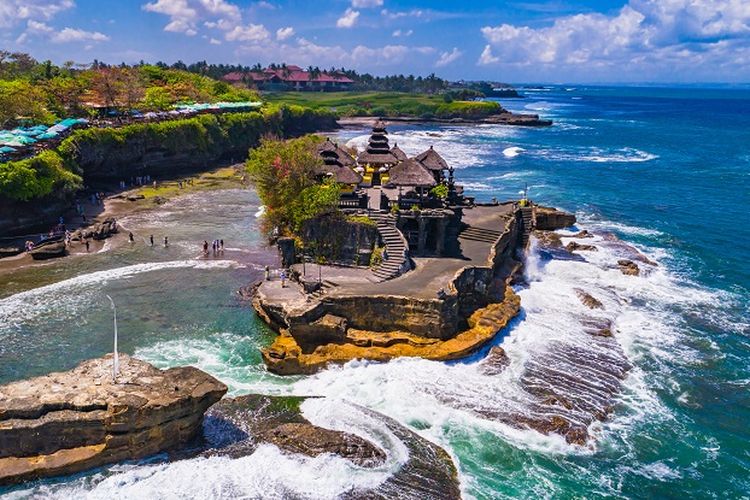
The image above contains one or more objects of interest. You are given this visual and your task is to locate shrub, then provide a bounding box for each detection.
[0,150,81,201]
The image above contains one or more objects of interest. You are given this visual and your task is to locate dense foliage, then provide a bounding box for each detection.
[0,151,81,201]
[246,135,341,235]
[0,51,259,128]
[0,105,336,202]
[264,91,503,119]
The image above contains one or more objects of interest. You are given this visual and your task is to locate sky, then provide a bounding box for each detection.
[2,0,750,83]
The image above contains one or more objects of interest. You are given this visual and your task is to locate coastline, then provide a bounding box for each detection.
[337,111,551,128]
[0,165,247,276]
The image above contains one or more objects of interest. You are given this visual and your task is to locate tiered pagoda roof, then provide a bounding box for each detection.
[357,121,398,166]
[316,138,363,185]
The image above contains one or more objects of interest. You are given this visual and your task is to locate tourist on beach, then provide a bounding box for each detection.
[211,240,216,254]
[203,240,209,255]
[129,232,134,243]
[85,240,90,252]
[220,239,224,252]
[265,265,270,281]
[280,270,287,288]
[164,236,169,247]
[150,235,154,246]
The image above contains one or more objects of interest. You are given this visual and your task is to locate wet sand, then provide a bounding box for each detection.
[0,166,246,276]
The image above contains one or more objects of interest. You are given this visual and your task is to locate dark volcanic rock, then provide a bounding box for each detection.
[0,355,227,485]
[29,241,66,260]
[575,288,604,309]
[0,247,23,259]
[479,346,510,375]
[260,422,385,467]
[197,395,461,500]
[566,241,597,253]
[618,259,640,276]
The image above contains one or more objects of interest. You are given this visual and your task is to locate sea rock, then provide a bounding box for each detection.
[533,230,562,248]
[0,247,23,259]
[570,230,593,238]
[29,241,66,260]
[574,288,604,309]
[260,423,385,467]
[479,346,510,375]
[566,241,597,253]
[91,217,119,240]
[0,354,226,485]
[581,318,614,337]
[618,259,640,276]
[197,395,461,499]
[126,194,145,201]
[534,207,576,230]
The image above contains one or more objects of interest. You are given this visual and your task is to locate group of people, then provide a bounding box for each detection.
[202,239,224,256]
[129,232,169,247]
[178,179,194,189]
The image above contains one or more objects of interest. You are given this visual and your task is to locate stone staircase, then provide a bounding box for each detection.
[519,206,535,247]
[310,279,339,299]
[458,225,502,244]
[370,213,409,282]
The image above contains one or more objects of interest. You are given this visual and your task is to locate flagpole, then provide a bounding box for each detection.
[105,294,119,383]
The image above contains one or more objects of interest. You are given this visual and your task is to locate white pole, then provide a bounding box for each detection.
[106,294,119,382]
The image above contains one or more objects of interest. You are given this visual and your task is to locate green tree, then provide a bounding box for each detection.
[142,86,173,110]
[0,80,53,128]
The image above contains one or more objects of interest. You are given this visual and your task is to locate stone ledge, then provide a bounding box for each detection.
[261,286,521,375]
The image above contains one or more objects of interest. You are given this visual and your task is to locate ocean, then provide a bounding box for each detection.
[1,86,748,498]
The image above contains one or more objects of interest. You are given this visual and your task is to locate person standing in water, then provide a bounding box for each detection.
[128,232,134,243]
[163,236,168,247]
[85,240,90,252]
[203,240,209,255]
[220,239,224,252]
[149,234,154,246]
[280,269,287,288]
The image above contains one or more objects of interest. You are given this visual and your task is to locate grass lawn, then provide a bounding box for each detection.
[264,91,503,119]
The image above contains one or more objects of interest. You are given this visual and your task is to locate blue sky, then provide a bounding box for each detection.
[2,0,750,83]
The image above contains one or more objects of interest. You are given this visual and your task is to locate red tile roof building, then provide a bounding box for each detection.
[222,66,354,91]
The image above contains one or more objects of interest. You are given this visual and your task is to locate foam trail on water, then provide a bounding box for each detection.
[503,146,525,158]
[0,260,239,325]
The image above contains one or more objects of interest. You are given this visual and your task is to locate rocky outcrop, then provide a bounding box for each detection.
[575,288,604,309]
[618,259,640,276]
[72,217,118,242]
[0,247,23,259]
[29,240,67,260]
[479,346,510,375]
[200,395,461,499]
[0,355,226,485]
[261,286,521,375]
[566,241,597,253]
[534,206,576,230]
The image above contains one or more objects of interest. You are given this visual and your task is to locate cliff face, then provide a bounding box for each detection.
[0,354,226,485]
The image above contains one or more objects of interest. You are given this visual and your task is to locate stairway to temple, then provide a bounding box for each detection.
[369,213,409,282]
[458,225,502,244]
[519,206,535,247]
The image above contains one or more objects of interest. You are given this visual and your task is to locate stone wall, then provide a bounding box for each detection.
[300,215,378,266]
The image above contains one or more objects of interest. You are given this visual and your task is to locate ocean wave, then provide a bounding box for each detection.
[535,147,658,163]
[0,260,240,326]
[503,146,525,158]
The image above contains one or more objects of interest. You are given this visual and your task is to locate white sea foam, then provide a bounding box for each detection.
[0,260,239,325]
[503,146,525,158]
[535,146,658,163]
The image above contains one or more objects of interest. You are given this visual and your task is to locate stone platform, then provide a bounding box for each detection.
[0,355,226,485]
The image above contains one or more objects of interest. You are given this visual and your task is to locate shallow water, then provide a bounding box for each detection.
[2,87,749,498]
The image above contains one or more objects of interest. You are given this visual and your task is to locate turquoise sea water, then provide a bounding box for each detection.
[1,87,749,498]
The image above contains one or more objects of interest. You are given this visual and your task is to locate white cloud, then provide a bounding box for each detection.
[478,45,499,65]
[276,26,294,40]
[255,1,275,9]
[381,8,424,20]
[336,8,360,28]
[478,0,750,79]
[210,37,222,44]
[225,23,269,42]
[142,0,244,35]
[392,29,413,37]
[0,0,74,28]
[51,27,110,43]
[235,37,436,69]
[352,0,383,7]
[435,47,462,67]
[16,19,109,44]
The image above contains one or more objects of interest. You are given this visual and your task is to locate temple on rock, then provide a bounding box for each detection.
[315,122,472,257]
[253,119,577,376]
